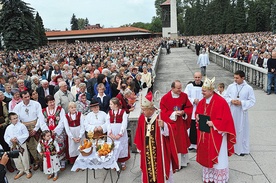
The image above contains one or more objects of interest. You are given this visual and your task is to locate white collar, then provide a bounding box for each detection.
[171,91,179,98]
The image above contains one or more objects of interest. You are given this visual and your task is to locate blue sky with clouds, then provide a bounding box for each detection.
[24,0,156,30]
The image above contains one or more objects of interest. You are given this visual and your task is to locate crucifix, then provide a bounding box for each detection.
[146,123,152,137]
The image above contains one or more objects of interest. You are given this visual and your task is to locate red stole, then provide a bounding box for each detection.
[65,112,81,127]
[134,114,179,183]
[195,93,236,168]
[160,91,193,153]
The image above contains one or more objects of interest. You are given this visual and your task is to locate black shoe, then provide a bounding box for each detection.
[239,153,245,156]
[267,93,271,95]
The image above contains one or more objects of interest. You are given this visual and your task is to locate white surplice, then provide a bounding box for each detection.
[184,82,203,120]
[224,80,256,155]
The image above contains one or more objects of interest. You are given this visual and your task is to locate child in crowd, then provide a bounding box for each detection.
[106,97,130,170]
[64,102,85,164]
[37,130,60,181]
[216,82,225,97]
[4,112,32,180]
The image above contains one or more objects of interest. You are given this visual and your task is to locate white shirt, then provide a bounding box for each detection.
[63,112,85,139]
[4,121,29,147]
[97,93,106,103]
[13,100,49,131]
[84,111,107,133]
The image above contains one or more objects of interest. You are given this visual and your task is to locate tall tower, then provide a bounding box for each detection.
[160,0,178,38]
[170,0,178,38]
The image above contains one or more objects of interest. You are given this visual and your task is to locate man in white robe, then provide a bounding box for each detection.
[184,72,203,150]
[197,48,210,76]
[224,70,256,156]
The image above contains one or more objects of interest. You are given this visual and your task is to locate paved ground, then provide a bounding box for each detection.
[5,47,276,183]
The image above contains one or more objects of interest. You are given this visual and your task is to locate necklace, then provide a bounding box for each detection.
[236,84,244,98]
[47,107,55,116]
[94,112,98,120]
[112,110,119,123]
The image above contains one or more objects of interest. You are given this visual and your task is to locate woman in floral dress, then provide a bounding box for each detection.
[42,95,67,170]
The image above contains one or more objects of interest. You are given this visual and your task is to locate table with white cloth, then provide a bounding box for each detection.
[71,141,122,183]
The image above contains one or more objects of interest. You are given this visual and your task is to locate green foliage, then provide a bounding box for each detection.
[155,0,167,18]
[150,16,162,32]
[35,12,48,46]
[271,1,276,34]
[235,0,246,33]
[70,13,78,30]
[0,0,38,50]
[78,18,86,30]
[181,0,273,35]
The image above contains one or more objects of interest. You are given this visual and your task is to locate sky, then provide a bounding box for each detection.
[24,0,156,31]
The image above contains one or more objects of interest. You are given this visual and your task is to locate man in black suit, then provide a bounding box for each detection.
[36,80,55,108]
[65,72,74,91]
[86,70,100,98]
[42,63,52,82]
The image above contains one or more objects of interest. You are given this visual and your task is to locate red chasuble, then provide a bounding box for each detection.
[195,93,236,168]
[134,113,179,183]
[160,91,193,153]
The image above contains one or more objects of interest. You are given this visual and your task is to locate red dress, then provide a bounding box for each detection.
[134,113,179,183]
[160,91,193,154]
[195,93,236,168]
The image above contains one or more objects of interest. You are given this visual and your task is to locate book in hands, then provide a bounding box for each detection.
[198,114,210,133]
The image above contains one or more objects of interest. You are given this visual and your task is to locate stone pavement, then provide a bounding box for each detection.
[5,47,276,183]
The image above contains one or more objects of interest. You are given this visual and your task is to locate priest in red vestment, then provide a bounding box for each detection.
[195,77,236,183]
[134,91,179,183]
[160,80,193,169]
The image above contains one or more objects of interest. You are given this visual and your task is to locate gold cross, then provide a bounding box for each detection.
[146,124,151,137]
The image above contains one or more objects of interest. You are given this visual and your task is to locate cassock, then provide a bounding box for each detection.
[160,91,193,154]
[224,80,255,155]
[195,93,236,183]
[134,111,178,183]
[184,81,203,145]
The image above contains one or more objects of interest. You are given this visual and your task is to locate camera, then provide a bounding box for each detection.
[0,149,20,159]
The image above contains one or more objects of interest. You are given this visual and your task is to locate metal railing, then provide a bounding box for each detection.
[190,44,268,91]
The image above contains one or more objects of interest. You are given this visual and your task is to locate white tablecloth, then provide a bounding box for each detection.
[71,142,122,171]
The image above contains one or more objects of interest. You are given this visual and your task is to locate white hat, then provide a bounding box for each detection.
[202,77,215,90]
[141,91,154,108]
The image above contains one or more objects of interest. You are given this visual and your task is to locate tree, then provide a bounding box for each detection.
[271,1,276,34]
[35,12,48,46]
[0,0,38,50]
[235,0,247,33]
[77,18,86,30]
[131,22,151,30]
[70,13,78,30]
[150,16,162,32]
[225,0,236,34]
[246,1,256,32]
[84,18,89,27]
[155,0,167,18]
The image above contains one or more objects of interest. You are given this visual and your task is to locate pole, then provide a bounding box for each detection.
[154,90,166,183]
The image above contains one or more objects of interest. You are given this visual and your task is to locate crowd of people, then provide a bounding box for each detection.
[0,33,264,183]
[0,38,162,181]
[187,32,275,68]
[185,32,276,95]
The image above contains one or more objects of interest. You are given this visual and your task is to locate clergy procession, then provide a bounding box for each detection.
[0,37,264,183]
